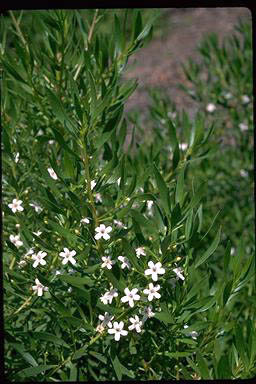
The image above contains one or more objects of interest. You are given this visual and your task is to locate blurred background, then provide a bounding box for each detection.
[124,7,252,117]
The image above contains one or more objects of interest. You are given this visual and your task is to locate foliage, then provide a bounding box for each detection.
[2,10,255,381]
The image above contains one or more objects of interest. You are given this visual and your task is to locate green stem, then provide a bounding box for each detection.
[9,11,28,52]
[81,137,99,228]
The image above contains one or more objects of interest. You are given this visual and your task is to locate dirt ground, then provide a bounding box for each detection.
[124,7,252,119]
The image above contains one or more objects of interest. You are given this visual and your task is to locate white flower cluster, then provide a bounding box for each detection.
[98,257,167,340]
[29,246,77,296]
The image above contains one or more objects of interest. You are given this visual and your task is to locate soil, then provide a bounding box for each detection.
[123,7,252,119]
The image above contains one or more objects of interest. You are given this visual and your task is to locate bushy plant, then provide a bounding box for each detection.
[2,10,255,381]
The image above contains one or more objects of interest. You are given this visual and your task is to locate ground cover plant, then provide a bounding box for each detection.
[2,9,255,381]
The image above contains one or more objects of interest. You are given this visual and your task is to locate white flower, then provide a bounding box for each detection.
[80,217,90,224]
[173,267,185,281]
[100,288,118,304]
[184,324,199,340]
[96,324,105,334]
[47,167,58,180]
[29,202,42,213]
[36,129,44,136]
[224,92,232,99]
[14,152,19,163]
[117,177,121,186]
[241,95,250,104]
[59,248,77,265]
[16,224,20,229]
[143,283,161,301]
[179,143,188,151]
[108,321,128,341]
[9,234,23,248]
[32,278,48,296]
[230,247,235,256]
[239,123,248,132]
[145,261,165,281]
[146,200,154,210]
[48,140,55,145]
[101,256,116,270]
[24,248,34,258]
[31,251,47,268]
[168,111,177,119]
[95,224,112,240]
[98,312,114,327]
[33,230,42,237]
[114,220,127,229]
[121,287,140,308]
[240,169,248,178]
[141,305,155,322]
[8,199,24,213]
[68,287,73,293]
[91,180,96,190]
[118,256,131,269]
[206,103,216,113]
[128,315,143,333]
[17,260,27,269]
[95,193,102,203]
[55,270,62,276]
[136,247,146,258]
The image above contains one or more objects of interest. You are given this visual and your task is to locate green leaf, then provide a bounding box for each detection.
[47,219,79,243]
[26,332,69,348]
[133,10,142,40]
[114,14,122,56]
[111,354,135,380]
[69,363,78,381]
[61,316,83,327]
[89,351,107,364]
[88,70,97,117]
[217,355,231,379]
[37,162,62,198]
[223,240,231,276]
[9,343,38,367]
[154,311,174,324]
[45,87,77,136]
[175,166,185,206]
[184,182,207,214]
[185,209,193,240]
[196,351,211,379]
[59,275,93,288]
[153,163,170,215]
[51,127,80,159]
[195,227,221,268]
[165,351,193,358]
[103,268,125,291]
[122,238,144,273]
[235,324,249,367]
[17,365,57,378]
[130,209,157,234]
[222,280,233,306]
[2,58,27,83]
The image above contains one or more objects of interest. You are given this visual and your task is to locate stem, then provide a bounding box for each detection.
[7,294,33,319]
[81,138,99,228]
[74,9,99,81]
[9,11,28,52]
[87,9,99,45]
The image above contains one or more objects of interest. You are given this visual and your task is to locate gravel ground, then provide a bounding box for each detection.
[124,7,252,119]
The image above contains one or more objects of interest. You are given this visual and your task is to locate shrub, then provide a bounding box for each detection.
[2,10,255,381]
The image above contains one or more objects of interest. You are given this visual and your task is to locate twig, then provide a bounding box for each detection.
[88,9,99,44]
[9,11,28,52]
